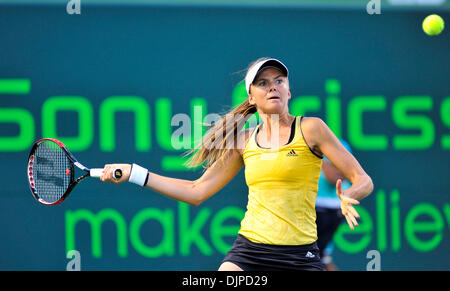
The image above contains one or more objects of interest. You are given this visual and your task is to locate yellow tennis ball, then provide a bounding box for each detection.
[422,14,445,36]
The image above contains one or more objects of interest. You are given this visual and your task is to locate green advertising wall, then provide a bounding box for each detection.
[0,3,449,270]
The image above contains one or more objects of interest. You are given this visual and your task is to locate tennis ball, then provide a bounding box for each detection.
[422,14,445,36]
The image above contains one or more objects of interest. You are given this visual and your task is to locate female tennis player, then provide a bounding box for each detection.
[99,57,373,271]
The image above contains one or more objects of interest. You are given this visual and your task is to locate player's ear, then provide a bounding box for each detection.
[248,91,256,105]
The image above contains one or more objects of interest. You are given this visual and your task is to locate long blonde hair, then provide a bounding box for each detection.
[183,58,271,169]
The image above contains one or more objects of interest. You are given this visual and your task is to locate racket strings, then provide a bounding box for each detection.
[33,141,71,203]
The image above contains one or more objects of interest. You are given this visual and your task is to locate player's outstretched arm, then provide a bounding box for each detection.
[100,149,244,206]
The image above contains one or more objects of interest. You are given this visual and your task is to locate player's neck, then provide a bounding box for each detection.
[259,113,294,134]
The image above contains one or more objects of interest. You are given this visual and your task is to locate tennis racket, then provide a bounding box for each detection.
[27,138,122,205]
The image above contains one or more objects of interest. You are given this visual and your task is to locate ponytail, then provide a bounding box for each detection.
[183,99,256,169]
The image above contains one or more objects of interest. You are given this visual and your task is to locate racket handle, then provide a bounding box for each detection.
[90,168,122,180]
[90,168,104,178]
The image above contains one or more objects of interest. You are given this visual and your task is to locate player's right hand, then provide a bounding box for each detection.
[100,164,132,184]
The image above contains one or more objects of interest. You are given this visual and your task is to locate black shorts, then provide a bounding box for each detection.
[316,207,344,258]
[222,234,324,271]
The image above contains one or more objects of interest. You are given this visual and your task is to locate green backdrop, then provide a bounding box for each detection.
[0,2,449,270]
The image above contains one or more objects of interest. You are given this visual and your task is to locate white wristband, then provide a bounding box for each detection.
[128,163,149,187]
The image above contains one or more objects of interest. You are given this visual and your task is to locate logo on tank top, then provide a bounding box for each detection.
[286,149,298,157]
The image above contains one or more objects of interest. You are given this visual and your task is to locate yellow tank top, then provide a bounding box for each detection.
[239,116,323,245]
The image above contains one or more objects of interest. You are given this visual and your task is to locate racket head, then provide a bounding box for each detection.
[27,138,78,205]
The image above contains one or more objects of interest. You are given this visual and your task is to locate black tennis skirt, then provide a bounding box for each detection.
[222,234,324,271]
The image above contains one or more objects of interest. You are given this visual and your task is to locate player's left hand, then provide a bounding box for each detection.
[336,179,360,230]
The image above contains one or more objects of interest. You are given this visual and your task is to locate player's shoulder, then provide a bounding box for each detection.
[300,116,327,134]
[300,116,330,154]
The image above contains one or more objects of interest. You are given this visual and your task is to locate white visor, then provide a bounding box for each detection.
[244,58,289,95]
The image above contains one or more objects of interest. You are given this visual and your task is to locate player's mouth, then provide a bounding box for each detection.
[267,96,280,100]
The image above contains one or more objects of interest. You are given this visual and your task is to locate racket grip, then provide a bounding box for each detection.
[90,168,104,178]
[90,168,122,180]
